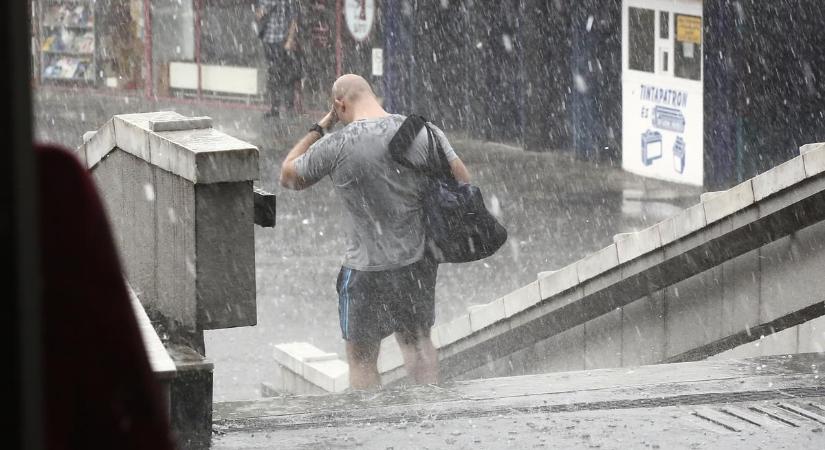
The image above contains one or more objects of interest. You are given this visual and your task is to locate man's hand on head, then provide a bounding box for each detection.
[319,107,338,130]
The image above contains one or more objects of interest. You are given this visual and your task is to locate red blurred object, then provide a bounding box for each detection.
[37,144,175,450]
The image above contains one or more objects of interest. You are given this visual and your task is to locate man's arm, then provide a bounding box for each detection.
[279,109,337,190]
[450,158,470,184]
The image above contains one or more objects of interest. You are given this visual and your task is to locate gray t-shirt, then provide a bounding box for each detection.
[294,114,458,271]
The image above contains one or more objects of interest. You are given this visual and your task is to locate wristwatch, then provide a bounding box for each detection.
[309,123,325,137]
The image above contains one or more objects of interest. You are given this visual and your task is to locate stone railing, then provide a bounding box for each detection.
[78,111,269,448]
[376,142,825,384]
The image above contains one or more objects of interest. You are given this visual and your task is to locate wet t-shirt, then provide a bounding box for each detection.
[294,114,458,271]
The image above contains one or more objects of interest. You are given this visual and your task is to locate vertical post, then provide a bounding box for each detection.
[5,0,40,448]
[143,0,153,98]
[195,0,202,99]
[335,0,343,77]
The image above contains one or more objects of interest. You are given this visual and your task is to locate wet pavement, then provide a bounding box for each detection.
[211,353,825,449]
[34,88,702,402]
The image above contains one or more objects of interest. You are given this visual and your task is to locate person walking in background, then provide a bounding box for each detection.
[256,0,301,118]
[279,74,471,389]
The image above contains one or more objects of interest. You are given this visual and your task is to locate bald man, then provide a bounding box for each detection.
[280,74,470,389]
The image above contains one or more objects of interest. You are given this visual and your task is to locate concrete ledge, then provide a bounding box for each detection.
[272,343,349,393]
[752,156,806,201]
[469,298,506,332]
[576,244,619,282]
[800,142,824,155]
[502,281,540,317]
[435,314,472,347]
[85,111,259,184]
[803,143,825,178]
[418,149,825,382]
[703,180,754,224]
[659,203,706,245]
[538,265,578,300]
[614,225,662,264]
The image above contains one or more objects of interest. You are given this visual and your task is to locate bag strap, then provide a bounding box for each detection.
[389,115,455,181]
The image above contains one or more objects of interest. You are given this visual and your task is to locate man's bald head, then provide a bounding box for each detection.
[332,74,375,103]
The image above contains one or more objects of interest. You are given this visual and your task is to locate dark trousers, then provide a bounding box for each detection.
[263,42,301,112]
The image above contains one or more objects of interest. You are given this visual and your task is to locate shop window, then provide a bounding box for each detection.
[628,7,654,73]
[674,14,702,80]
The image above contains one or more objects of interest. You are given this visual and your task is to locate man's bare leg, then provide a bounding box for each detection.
[395,328,439,385]
[345,340,381,390]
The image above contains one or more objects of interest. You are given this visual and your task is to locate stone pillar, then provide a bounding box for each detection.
[78,111,260,448]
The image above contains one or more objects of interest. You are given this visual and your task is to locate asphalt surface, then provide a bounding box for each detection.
[34,88,703,402]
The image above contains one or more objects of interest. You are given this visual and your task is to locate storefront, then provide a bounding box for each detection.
[31,0,374,110]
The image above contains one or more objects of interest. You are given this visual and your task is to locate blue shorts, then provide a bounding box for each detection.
[336,257,438,343]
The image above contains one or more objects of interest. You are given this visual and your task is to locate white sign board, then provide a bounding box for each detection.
[622,0,703,186]
[345,0,375,42]
[371,48,383,76]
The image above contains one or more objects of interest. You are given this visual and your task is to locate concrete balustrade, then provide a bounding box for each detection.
[78,111,261,448]
[79,111,259,333]
[377,142,825,385]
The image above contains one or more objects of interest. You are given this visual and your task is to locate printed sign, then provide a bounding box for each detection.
[345,0,375,42]
[371,48,383,76]
[623,0,703,186]
[676,15,701,44]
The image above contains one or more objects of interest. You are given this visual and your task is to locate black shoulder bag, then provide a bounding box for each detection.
[389,115,508,264]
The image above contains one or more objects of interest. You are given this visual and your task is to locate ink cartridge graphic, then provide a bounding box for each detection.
[641,130,663,166]
[652,106,686,133]
[673,136,686,174]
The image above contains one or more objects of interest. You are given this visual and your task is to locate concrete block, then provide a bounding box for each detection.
[621,292,665,366]
[148,132,197,182]
[803,142,825,178]
[538,264,578,300]
[760,222,825,323]
[113,115,152,163]
[378,337,404,373]
[799,315,825,353]
[664,268,724,358]
[703,180,754,225]
[82,130,96,143]
[150,116,213,132]
[751,156,806,201]
[614,225,662,264]
[436,314,472,347]
[659,203,706,245]
[303,359,349,392]
[75,143,88,170]
[469,297,506,332]
[800,142,824,155]
[85,118,117,169]
[576,244,619,283]
[114,112,258,184]
[195,181,256,330]
[700,191,724,203]
[273,342,321,376]
[502,281,541,318]
[720,249,761,338]
[584,308,623,370]
[158,128,258,183]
